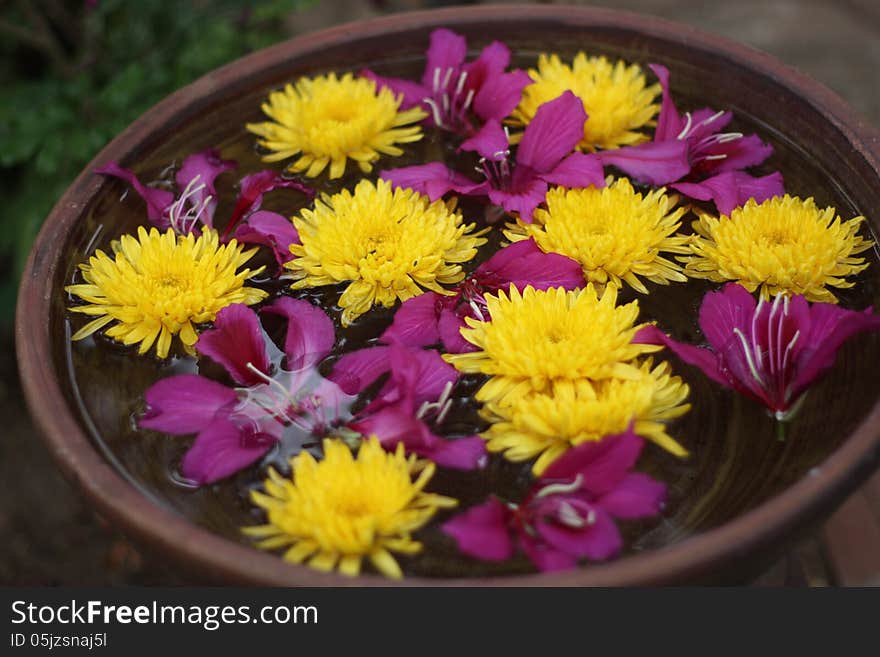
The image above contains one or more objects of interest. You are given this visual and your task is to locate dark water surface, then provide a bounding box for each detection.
[57,47,880,578]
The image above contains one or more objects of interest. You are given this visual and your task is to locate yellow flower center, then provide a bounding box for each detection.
[510,53,660,152]
[481,359,690,475]
[246,73,427,179]
[286,178,487,326]
[682,195,873,303]
[444,284,661,406]
[506,178,691,293]
[244,438,457,579]
[66,227,266,358]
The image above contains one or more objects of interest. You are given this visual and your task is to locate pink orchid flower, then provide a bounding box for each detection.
[140,301,350,484]
[598,65,784,215]
[380,239,584,353]
[382,91,605,222]
[636,283,880,421]
[97,150,313,247]
[442,430,666,571]
[329,343,486,470]
[362,28,532,136]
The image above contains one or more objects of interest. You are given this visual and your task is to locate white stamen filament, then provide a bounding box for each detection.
[699,110,726,128]
[167,174,210,234]
[535,474,584,499]
[416,380,455,423]
[462,88,475,111]
[469,299,486,321]
[423,97,446,129]
[676,112,693,140]
[432,67,441,93]
[455,71,467,97]
[733,327,765,386]
[442,67,453,90]
[555,500,595,529]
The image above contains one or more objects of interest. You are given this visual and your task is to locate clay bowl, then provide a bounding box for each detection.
[16,5,880,585]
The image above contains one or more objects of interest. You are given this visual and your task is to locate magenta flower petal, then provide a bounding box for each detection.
[196,304,270,386]
[422,28,467,89]
[460,119,510,160]
[174,149,236,228]
[517,91,587,173]
[181,417,278,485]
[697,282,757,353]
[381,163,483,201]
[476,239,585,291]
[382,344,459,406]
[381,292,442,348]
[95,162,175,228]
[792,303,880,400]
[442,498,514,561]
[472,69,533,122]
[225,170,313,238]
[463,40,511,82]
[488,176,548,223]
[140,374,237,434]
[360,68,429,111]
[597,473,667,519]
[540,151,606,189]
[233,210,299,267]
[635,324,729,388]
[518,535,579,572]
[328,346,391,394]
[709,134,774,174]
[647,64,685,142]
[539,508,623,562]
[597,140,691,187]
[541,430,644,497]
[671,169,784,215]
[424,435,488,470]
[261,297,335,370]
[438,308,476,354]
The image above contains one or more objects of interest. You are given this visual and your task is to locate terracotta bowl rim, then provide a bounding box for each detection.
[16,4,880,586]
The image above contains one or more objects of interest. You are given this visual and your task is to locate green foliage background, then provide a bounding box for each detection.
[0,0,313,327]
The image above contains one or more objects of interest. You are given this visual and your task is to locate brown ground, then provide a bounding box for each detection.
[4,0,880,586]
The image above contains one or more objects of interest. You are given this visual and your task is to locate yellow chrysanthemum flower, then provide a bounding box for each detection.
[246,73,427,179]
[682,195,873,303]
[505,178,691,294]
[444,284,661,406]
[510,53,660,152]
[286,178,487,326]
[65,227,266,359]
[243,438,457,579]
[481,359,690,475]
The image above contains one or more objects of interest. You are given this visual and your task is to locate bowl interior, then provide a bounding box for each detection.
[34,8,880,583]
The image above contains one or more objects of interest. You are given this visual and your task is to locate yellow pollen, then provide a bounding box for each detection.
[285,178,487,326]
[481,359,690,475]
[246,72,427,179]
[506,178,691,294]
[682,195,873,303]
[509,53,660,152]
[443,284,662,406]
[243,438,457,579]
[65,227,266,359]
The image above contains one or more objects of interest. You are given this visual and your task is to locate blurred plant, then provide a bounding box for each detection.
[0,0,314,326]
